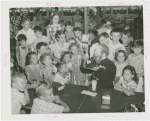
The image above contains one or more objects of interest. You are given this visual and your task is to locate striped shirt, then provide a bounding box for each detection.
[124,44,131,55]
[10,16,21,26]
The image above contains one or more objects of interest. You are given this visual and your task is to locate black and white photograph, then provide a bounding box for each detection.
[2,1,150,120]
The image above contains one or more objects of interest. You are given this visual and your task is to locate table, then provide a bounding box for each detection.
[25,84,144,113]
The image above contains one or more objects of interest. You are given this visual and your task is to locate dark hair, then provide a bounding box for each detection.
[110,28,121,35]
[51,12,59,18]
[60,51,72,61]
[100,32,109,39]
[34,26,42,33]
[121,30,131,37]
[36,42,47,51]
[88,29,98,37]
[100,19,106,25]
[25,52,37,66]
[21,18,30,24]
[95,23,105,30]
[55,30,65,41]
[122,65,138,84]
[73,27,82,32]
[17,34,27,42]
[40,53,51,65]
[65,21,73,27]
[114,50,128,61]
[120,103,142,112]
[68,42,80,50]
[55,61,66,72]
[131,40,143,48]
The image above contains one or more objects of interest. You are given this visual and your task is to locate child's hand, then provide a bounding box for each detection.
[55,99,62,104]
[54,95,60,100]
[92,66,100,71]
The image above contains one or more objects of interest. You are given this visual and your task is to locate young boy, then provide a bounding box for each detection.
[15,18,36,49]
[54,62,71,85]
[31,82,70,114]
[16,34,28,73]
[65,21,75,41]
[11,74,30,114]
[121,30,132,55]
[108,28,126,61]
[31,26,50,51]
[36,42,49,60]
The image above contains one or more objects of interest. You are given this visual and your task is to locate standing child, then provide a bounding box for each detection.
[54,62,71,85]
[127,40,144,92]
[65,21,75,41]
[11,74,30,114]
[16,34,29,73]
[31,82,70,114]
[114,65,138,96]
[25,52,43,84]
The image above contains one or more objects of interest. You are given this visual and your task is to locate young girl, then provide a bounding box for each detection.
[40,53,57,84]
[120,103,143,112]
[114,65,138,96]
[69,43,88,85]
[46,12,65,44]
[25,52,44,84]
[114,50,127,80]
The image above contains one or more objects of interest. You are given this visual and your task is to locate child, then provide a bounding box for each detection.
[95,23,106,36]
[121,30,132,55]
[31,82,70,113]
[36,42,49,60]
[54,62,71,85]
[65,21,75,41]
[108,28,126,61]
[127,40,144,92]
[114,65,138,96]
[49,30,68,63]
[25,52,43,84]
[69,43,88,85]
[66,37,76,48]
[31,26,49,51]
[11,74,30,114]
[120,103,142,112]
[16,34,29,73]
[105,21,113,36]
[40,53,56,84]
[114,50,127,78]
[15,18,36,48]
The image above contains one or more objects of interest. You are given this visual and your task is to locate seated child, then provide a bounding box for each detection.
[40,53,57,84]
[65,21,75,41]
[114,65,138,96]
[16,34,29,73]
[54,62,71,85]
[121,30,132,55]
[31,82,70,114]
[11,74,30,114]
[108,28,126,61]
[127,40,144,92]
[31,26,50,52]
[25,52,43,84]
[120,103,142,112]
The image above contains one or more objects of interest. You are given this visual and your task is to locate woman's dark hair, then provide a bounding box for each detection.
[60,51,72,61]
[51,12,59,18]
[120,103,142,112]
[122,65,138,84]
[73,27,82,32]
[36,42,47,51]
[88,29,98,37]
[114,50,128,61]
[55,30,65,41]
[25,52,37,66]
[65,21,73,27]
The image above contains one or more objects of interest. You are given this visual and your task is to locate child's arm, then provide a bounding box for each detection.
[56,99,70,112]
[122,87,135,96]
[49,50,60,63]
[24,88,30,104]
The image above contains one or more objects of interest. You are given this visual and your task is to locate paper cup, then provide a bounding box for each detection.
[92,80,97,91]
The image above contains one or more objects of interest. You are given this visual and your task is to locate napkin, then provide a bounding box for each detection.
[81,90,97,97]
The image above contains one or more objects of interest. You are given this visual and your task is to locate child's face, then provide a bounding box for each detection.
[123,70,134,81]
[60,64,69,74]
[22,21,30,29]
[121,35,129,45]
[31,54,38,65]
[13,77,27,91]
[44,56,52,66]
[19,40,26,47]
[58,34,65,43]
[99,36,109,45]
[70,46,78,55]
[35,31,42,38]
[38,46,47,55]
[111,32,121,43]
[65,26,73,32]
[97,28,106,35]
[45,88,53,97]
[53,15,59,24]
[132,47,142,55]
[94,48,102,57]
[117,52,125,63]
[74,31,82,38]
[63,54,71,63]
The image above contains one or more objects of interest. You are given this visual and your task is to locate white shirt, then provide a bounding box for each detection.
[11,88,26,114]
[15,28,36,45]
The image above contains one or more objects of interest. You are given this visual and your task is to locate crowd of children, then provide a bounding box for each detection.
[11,12,144,114]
